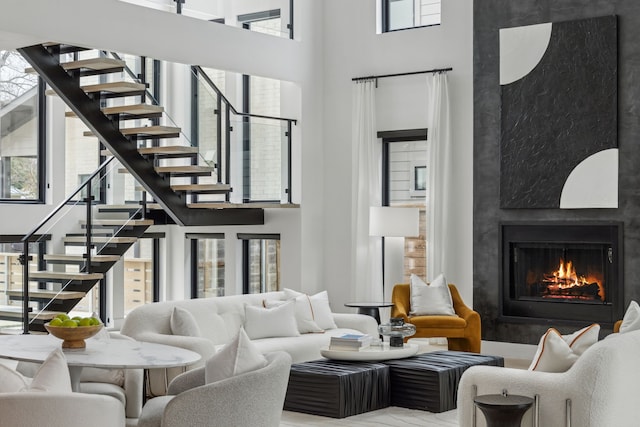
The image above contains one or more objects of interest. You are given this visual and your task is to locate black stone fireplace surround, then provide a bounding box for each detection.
[473,0,640,344]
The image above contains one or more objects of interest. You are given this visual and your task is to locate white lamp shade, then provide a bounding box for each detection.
[369,207,420,237]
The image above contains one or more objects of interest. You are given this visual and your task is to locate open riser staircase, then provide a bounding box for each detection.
[0,206,152,332]
[18,43,265,227]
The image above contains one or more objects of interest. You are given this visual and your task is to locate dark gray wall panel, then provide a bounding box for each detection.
[474,0,640,344]
[500,16,617,209]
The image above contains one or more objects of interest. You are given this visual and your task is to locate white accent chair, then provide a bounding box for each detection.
[137,351,292,427]
[0,392,125,427]
[457,329,640,427]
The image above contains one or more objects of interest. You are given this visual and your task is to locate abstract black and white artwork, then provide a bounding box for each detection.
[499,15,618,209]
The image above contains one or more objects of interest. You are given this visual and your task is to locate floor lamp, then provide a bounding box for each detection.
[369,207,420,300]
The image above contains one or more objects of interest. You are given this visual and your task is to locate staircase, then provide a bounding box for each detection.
[18,43,265,226]
[0,206,152,332]
[1,43,296,333]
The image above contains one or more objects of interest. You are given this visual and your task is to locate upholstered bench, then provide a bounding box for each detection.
[284,359,390,418]
[382,351,504,412]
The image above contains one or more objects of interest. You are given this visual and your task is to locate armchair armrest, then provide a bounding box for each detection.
[167,366,205,395]
[332,313,379,336]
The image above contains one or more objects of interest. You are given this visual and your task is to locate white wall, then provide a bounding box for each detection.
[321,0,474,309]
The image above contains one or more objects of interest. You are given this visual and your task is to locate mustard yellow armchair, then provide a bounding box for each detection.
[391,283,481,353]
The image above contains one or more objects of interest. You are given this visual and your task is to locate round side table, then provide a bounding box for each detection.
[473,394,534,427]
[344,302,394,324]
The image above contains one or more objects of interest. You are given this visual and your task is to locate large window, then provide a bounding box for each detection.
[0,51,45,202]
[239,234,280,294]
[381,130,428,282]
[190,234,225,298]
[382,0,441,33]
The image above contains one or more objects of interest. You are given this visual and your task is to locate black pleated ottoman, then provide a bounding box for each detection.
[382,351,504,412]
[284,359,390,418]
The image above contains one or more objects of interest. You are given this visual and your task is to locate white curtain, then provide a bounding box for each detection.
[351,80,383,301]
[427,72,452,282]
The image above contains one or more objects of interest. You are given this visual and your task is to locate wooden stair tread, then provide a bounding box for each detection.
[79,219,154,226]
[187,202,300,209]
[171,184,231,193]
[139,146,198,155]
[0,306,62,320]
[7,290,86,300]
[81,81,146,94]
[61,57,125,71]
[63,236,138,244]
[44,254,121,263]
[155,166,214,174]
[26,57,122,74]
[67,104,164,118]
[84,125,180,137]
[29,271,104,280]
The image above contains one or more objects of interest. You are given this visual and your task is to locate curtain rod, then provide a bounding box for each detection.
[352,67,453,82]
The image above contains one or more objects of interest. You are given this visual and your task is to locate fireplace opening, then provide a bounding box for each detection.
[501,223,623,325]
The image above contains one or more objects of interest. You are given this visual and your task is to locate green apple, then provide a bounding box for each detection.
[61,319,78,328]
[49,318,63,327]
[55,313,70,321]
[78,318,92,327]
[90,317,101,326]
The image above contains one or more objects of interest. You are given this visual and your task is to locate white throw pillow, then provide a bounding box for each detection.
[265,296,324,334]
[529,324,600,372]
[170,306,202,337]
[284,289,338,330]
[619,300,640,334]
[205,328,267,384]
[0,348,72,393]
[409,273,456,316]
[244,301,300,340]
[0,364,29,393]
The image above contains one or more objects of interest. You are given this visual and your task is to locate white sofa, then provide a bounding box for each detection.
[120,291,378,396]
[457,329,640,427]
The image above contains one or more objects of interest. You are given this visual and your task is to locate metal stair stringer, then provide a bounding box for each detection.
[18,44,264,227]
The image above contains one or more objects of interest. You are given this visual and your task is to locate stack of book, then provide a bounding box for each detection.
[329,333,373,351]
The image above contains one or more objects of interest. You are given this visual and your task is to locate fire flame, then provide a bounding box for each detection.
[543,258,605,301]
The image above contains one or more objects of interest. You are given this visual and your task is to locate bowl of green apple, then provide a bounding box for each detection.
[45,314,103,349]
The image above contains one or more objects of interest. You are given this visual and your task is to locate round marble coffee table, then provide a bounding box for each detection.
[0,334,201,391]
[320,343,419,361]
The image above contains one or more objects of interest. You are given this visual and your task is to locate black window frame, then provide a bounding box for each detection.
[381,0,441,33]
[0,76,47,204]
[189,233,225,299]
[238,233,280,294]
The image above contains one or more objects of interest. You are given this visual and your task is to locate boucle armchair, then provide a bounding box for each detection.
[0,392,125,427]
[457,329,640,427]
[391,283,481,352]
[138,351,292,427]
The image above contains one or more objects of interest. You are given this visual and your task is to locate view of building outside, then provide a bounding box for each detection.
[388,140,427,282]
[123,239,154,315]
[387,0,441,31]
[246,238,280,293]
[194,237,225,298]
[0,51,40,200]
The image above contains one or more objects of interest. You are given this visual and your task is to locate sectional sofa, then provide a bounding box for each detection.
[120,290,379,396]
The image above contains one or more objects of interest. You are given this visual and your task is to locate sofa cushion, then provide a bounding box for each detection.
[529,324,600,372]
[619,300,640,334]
[284,289,337,330]
[408,315,466,329]
[265,296,324,334]
[170,306,202,337]
[244,301,300,340]
[205,328,267,384]
[409,274,456,316]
